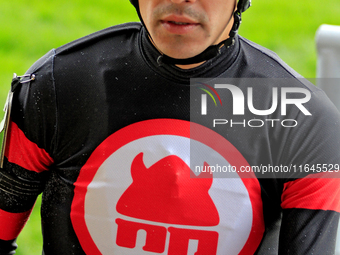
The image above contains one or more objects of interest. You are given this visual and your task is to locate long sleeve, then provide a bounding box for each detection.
[0,50,56,254]
[278,88,340,254]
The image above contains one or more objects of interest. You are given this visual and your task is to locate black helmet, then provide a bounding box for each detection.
[129,0,251,65]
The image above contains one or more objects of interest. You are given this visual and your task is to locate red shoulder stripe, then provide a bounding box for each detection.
[281,172,340,212]
[5,121,54,172]
[0,208,32,241]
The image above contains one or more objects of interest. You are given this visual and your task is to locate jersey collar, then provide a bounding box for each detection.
[139,27,240,83]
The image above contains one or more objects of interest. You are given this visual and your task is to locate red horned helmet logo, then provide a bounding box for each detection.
[116,152,219,226]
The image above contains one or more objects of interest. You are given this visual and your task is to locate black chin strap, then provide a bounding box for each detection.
[157,10,242,66]
[157,37,235,66]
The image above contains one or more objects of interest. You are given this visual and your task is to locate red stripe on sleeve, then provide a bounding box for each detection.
[281,172,340,212]
[0,208,32,241]
[5,121,54,173]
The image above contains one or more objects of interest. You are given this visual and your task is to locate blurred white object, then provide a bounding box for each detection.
[316,24,340,78]
[316,24,340,255]
[316,24,340,110]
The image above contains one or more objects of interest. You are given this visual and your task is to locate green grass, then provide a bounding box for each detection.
[0,0,339,254]
[0,0,138,105]
[240,0,340,78]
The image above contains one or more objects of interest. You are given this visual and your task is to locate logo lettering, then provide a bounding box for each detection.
[201,84,312,116]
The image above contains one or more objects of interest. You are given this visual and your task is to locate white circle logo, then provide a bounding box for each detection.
[71,119,264,254]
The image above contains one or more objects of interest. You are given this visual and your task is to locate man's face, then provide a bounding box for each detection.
[139,0,237,60]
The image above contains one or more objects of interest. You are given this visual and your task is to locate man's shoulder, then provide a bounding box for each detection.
[237,36,304,79]
[56,22,142,54]
[25,22,142,75]
[237,36,337,109]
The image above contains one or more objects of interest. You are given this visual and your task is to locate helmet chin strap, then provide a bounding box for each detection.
[130,0,249,66]
[157,10,242,66]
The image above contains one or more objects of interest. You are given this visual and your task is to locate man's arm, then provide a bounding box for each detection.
[0,161,45,254]
[278,86,340,254]
[0,121,52,254]
[280,176,340,254]
[0,50,56,254]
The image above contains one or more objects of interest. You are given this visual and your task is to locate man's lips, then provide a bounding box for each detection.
[160,15,200,35]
